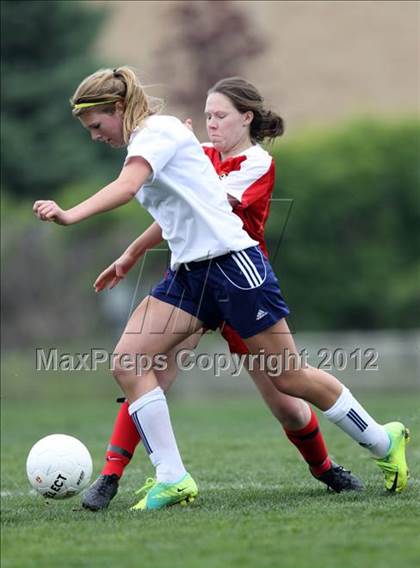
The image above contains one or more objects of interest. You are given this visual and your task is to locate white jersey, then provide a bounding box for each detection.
[125,115,257,270]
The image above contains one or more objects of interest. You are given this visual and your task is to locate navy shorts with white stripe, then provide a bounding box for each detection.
[151,246,290,339]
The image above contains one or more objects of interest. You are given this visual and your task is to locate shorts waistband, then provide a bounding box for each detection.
[181,247,257,271]
[182,251,233,271]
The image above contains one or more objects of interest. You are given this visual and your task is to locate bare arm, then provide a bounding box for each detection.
[125,221,163,259]
[33,157,152,225]
[94,221,164,292]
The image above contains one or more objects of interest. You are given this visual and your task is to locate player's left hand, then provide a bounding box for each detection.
[33,200,72,225]
[94,251,138,292]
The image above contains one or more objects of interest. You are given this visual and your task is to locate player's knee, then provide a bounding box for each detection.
[270,367,310,397]
[111,352,155,384]
[155,363,178,392]
[269,395,309,429]
[111,360,131,385]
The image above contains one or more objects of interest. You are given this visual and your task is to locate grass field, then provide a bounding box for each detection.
[1,387,419,568]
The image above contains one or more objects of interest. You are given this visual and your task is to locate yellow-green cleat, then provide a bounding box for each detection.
[375,422,410,493]
[130,473,198,511]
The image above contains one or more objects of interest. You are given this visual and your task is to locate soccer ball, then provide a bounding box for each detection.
[26,434,93,499]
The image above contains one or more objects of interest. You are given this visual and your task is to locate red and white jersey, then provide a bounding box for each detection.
[126,116,257,270]
[203,144,275,257]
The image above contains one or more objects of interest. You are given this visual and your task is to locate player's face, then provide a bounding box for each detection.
[79,107,125,148]
[205,92,252,154]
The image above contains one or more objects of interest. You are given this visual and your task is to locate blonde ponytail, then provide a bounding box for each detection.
[70,66,163,144]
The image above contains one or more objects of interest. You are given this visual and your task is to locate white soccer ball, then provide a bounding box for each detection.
[26,434,93,499]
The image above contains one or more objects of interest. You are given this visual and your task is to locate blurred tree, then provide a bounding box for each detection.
[156,0,266,125]
[1,0,122,199]
[267,118,420,331]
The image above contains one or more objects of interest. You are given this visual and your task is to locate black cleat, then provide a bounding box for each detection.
[312,462,364,493]
[82,474,119,511]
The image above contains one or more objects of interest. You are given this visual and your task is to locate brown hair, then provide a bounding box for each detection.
[208,77,284,143]
[70,66,163,144]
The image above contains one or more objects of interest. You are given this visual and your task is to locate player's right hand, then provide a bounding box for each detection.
[94,252,138,292]
[33,200,72,225]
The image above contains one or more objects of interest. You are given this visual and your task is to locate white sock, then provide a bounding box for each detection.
[323,387,390,458]
[129,387,187,483]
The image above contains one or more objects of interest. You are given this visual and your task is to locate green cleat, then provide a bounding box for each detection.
[130,473,198,511]
[375,422,410,493]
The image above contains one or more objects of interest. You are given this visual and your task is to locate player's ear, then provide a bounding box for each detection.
[242,111,253,126]
[115,101,125,116]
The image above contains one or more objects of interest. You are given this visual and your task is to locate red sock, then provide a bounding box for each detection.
[101,400,142,478]
[284,407,332,477]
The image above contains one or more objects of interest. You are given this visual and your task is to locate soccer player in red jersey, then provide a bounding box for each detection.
[81,77,363,510]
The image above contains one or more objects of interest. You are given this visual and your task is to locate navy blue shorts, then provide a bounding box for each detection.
[151,246,289,339]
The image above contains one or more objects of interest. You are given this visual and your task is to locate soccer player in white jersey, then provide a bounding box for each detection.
[34,67,410,510]
[80,77,363,511]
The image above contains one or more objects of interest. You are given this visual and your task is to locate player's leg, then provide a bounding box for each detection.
[83,329,203,511]
[112,294,202,509]
[154,331,202,391]
[246,365,363,491]
[224,326,362,491]
[226,325,363,492]
[82,399,140,510]
[244,318,409,492]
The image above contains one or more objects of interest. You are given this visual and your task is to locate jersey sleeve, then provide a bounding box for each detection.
[220,153,275,208]
[125,123,178,181]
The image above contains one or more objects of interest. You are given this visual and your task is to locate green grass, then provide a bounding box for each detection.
[1,394,419,568]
